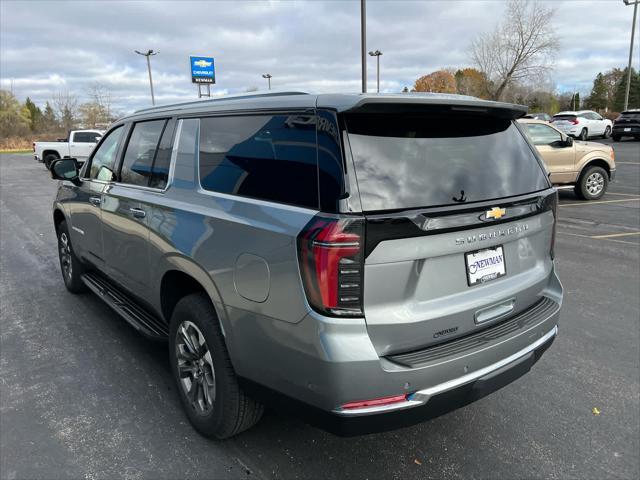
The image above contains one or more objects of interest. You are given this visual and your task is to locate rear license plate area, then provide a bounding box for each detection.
[465,245,506,286]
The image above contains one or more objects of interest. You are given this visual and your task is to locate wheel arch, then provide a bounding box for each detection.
[53,208,66,233]
[43,149,61,159]
[578,158,612,180]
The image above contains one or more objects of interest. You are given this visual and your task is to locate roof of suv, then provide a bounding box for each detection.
[122,91,528,123]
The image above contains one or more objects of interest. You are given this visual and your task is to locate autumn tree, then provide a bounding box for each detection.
[470,0,559,100]
[79,84,115,128]
[454,68,489,98]
[412,70,457,93]
[0,90,31,138]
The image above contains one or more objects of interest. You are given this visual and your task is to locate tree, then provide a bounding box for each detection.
[585,73,608,111]
[613,67,640,111]
[412,70,457,93]
[23,97,43,132]
[0,90,31,138]
[41,102,59,133]
[454,68,489,98]
[602,68,624,111]
[53,91,79,132]
[470,0,559,100]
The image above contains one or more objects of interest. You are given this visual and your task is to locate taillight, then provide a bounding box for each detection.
[297,215,364,317]
[32,142,36,152]
[571,118,579,125]
[549,192,558,259]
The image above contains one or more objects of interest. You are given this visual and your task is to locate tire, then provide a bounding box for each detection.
[44,153,59,170]
[575,165,608,200]
[57,220,88,293]
[169,293,264,439]
[602,126,611,139]
[579,128,588,141]
[612,135,621,142]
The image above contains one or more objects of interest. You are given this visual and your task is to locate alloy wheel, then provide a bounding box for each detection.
[175,321,216,415]
[59,232,72,280]
[586,172,605,196]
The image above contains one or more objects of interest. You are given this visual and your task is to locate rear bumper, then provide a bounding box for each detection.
[612,125,640,137]
[230,268,563,435]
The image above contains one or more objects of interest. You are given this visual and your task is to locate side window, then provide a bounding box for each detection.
[73,132,91,143]
[526,124,562,145]
[120,119,167,187]
[199,114,318,209]
[88,126,124,181]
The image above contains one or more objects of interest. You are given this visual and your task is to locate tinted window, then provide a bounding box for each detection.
[553,115,577,121]
[199,114,318,208]
[89,126,123,181]
[525,123,562,145]
[344,114,549,212]
[620,112,640,121]
[120,120,167,187]
[74,131,100,143]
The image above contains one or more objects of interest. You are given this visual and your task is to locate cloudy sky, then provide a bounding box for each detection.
[1,0,637,114]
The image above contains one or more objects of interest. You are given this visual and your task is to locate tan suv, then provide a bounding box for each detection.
[519,118,616,200]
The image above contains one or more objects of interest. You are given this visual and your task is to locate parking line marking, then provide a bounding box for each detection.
[560,198,640,207]
[606,192,640,197]
[591,231,640,239]
[558,231,639,246]
[616,162,640,165]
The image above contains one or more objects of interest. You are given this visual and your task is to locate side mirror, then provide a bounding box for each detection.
[51,158,81,184]
[564,136,574,147]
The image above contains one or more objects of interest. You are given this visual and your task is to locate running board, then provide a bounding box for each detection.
[81,272,168,339]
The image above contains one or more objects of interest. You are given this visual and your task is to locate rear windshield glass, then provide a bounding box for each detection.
[620,112,640,120]
[552,115,577,120]
[344,114,549,212]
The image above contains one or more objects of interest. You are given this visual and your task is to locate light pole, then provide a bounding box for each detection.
[262,73,272,90]
[361,0,367,93]
[369,50,382,93]
[135,49,158,106]
[623,0,639,111]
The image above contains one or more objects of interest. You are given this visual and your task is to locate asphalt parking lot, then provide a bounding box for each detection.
[1,139,639,480]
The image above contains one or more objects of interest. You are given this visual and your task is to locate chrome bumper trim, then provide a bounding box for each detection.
[332,325,558,417]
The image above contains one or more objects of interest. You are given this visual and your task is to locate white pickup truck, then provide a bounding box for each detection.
[34,129,104,169]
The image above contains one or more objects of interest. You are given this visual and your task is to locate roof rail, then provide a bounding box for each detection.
[134,90,310,114]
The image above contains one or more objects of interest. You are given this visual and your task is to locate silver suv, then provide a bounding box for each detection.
[50,92,563,438]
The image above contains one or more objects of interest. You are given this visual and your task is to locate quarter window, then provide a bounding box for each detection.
[88,126,124,181]
[199,114,318,209]
[120,120,167,187]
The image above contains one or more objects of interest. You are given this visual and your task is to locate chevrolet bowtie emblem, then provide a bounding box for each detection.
[486,207,506,220]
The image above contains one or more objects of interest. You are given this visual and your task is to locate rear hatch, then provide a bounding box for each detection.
[614,111,640,128]
[342,110,557,356]
[551,114,578,131]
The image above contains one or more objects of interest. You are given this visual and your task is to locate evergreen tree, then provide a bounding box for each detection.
[23,97,43,132]
[586,73,608,110]
[41,102,59,133]
[613,67,640,111]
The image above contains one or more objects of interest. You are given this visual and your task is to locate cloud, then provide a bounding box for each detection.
[1,0,636,113]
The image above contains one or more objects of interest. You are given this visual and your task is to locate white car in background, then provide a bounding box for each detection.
[33,129,104,169]
[551,110,613,141]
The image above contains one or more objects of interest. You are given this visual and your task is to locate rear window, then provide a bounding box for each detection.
[552,115,577,121]
[620,112,640,120]
[199,114,318,209]
[344,114,549,212]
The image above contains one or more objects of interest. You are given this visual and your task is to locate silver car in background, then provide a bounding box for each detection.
[50,92,562,438]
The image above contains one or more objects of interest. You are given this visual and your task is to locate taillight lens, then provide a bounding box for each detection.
[549,192,558,259]
[297,215,364,317]
[571,118,579,125]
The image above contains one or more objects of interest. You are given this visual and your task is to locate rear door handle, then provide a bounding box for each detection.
[129,207,146,219]
[89,196,101,206]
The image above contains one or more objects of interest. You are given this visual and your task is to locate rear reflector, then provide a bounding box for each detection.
[341,394,408,410]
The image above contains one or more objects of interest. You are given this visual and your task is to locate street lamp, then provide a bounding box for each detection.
[623,0,639,111]
[135,49,158,106]
[369,50,383,93]
[262,73,272,90]
[361,0,367,93]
